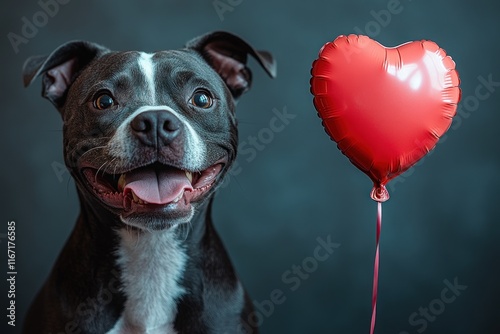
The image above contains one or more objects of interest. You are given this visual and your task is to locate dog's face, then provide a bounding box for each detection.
[66,50,235,230]
[23,32,276,230]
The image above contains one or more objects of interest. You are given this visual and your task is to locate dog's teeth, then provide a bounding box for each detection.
[131,191,139,203]
[185,171,193,183]
[117,174,126,191]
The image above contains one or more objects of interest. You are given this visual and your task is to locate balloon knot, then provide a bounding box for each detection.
[370,184,389,202]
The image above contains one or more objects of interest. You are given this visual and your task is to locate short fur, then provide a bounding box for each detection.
[21,31,276,334]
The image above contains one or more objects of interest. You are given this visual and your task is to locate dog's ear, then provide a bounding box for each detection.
[22,41,109,109]
[186,31,276,99]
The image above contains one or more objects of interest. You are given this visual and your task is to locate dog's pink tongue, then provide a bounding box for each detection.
[123,166,193,204]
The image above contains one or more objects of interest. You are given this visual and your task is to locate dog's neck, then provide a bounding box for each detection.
[108,228,187,334]
[77,190,211,333]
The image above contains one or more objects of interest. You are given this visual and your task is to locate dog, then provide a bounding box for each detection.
[21,31,276,334]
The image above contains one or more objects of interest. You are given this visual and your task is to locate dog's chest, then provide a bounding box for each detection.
[106,228,187,334]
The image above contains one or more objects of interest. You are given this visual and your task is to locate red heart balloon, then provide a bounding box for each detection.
[311,35,461,202]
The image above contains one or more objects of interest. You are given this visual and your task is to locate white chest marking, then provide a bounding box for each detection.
[106,228,187,334]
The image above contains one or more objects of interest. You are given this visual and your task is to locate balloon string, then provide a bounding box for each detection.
[370,201,382,334]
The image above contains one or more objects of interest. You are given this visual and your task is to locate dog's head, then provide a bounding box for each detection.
[23,31,276,230]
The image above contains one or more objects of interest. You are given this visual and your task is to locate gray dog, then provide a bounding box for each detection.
[22,31,276,334]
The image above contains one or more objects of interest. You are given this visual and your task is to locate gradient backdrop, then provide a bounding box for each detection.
[1,0,499,333]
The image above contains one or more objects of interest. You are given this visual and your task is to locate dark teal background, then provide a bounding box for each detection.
[1,0,499,333]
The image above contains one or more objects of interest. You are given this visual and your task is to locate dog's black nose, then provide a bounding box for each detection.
[130,110,181,147]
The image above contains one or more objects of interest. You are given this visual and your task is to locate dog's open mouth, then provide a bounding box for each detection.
[82,162,224,211]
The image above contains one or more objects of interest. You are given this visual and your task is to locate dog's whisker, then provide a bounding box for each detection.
[112,160,120,176]
[95,161,111,183]
[102,157,119,176]
[79,145,109,159]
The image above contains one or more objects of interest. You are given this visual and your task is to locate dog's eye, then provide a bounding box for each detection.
[190,90,213,109]
[94,93,115,110]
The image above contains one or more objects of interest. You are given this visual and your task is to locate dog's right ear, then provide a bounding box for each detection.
[22,41,109,109]
[186,31,277,100]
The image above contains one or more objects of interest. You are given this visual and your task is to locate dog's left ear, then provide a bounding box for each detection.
[186,31,276,99]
